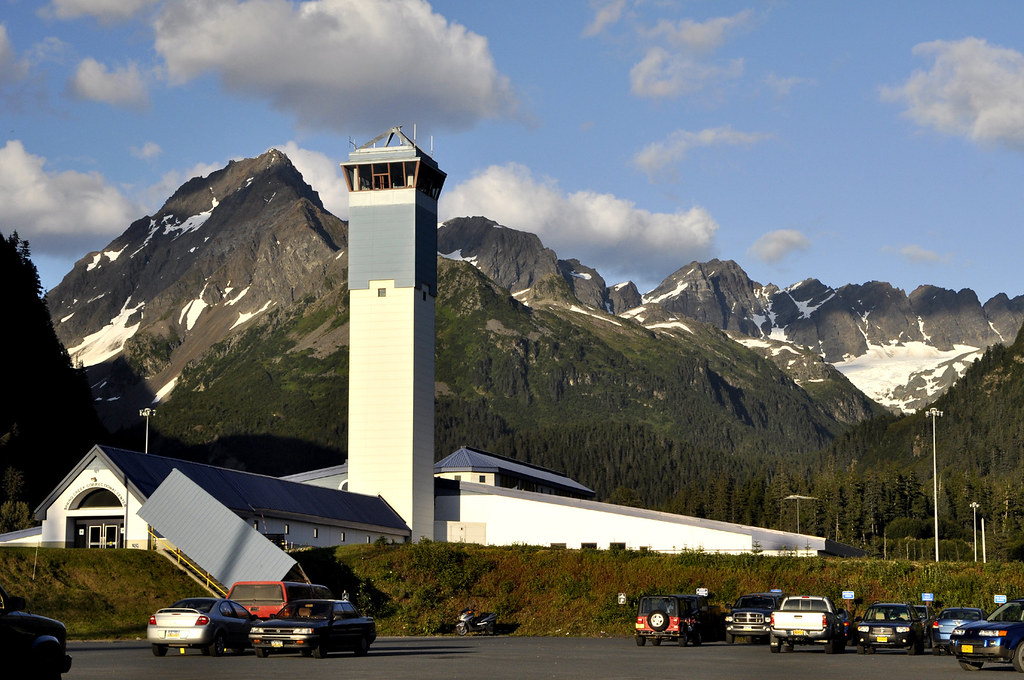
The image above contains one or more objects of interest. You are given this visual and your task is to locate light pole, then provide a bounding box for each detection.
[926,407,942,562]
[784,494,817,534]
[139,408,156,453]
[970,501,980,562]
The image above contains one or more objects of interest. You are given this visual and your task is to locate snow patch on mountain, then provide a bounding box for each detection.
[67,298,144,367]
[834,341,981,411]
[231,300,274,329]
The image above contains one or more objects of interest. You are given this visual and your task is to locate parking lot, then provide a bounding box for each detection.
[69,636,991,680]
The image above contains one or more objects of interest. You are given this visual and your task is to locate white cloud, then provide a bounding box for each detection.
[764,72,813,97]
[130,141,162,160]
[0,140,138,255]
[43,0,159,23]
[582,0,626,38]
[440,163,718,287]
[0,25,30,86]
[884,244,947,264]
[629,11,749,99]
[882,37,1024,151]
[646,10,753,54]
[747,229,810,263]
[69,58,149,109]
[152,0,517,135]
[278,142,350,218]
[633,126,773,180]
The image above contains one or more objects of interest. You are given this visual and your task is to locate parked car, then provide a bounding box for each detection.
[634,594,711,647]
[914,604,936,647]
[249,599,376,658]
[147,597,256,657]
[931,607,985,655]
[725,592,784,644]
[854,602,925,655]
[0,582,72,678]
[950,598,1024,671]
[227,581,333,619]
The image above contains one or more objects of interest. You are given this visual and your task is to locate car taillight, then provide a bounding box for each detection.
[195,615,210,626]
[149,615,156,625]
[822,614,827,628]
[771,613,776,627]
[932,621,939,628]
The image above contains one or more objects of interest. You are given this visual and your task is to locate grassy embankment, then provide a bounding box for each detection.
[4,543,1024,639]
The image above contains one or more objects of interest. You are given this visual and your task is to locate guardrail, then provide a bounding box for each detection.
[148,526,227,597]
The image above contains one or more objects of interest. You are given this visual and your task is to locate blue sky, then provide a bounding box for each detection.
[3,1,1024,302]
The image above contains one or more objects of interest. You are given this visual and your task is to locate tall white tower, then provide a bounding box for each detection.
[342,127,445,542]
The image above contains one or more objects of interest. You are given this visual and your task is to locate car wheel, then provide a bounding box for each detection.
[1013,643,1024,673]
[255,647,268,659]
[300,649,313,657]
[647,610,669,632]
[866,645,875,655]
[769,636,781,654]
[354,634,370,657]
[455,622,468,636]
[486,622,495,635]
[151,644,168,657]
[651,637,662,646]
[207,632,226,657]
[856,644,865,655]
[313,643,328,659]
[692,632,702,647]
[725,632,734,644]
[825,638,836,654]
[932,645,942,656]
[635,636,646,647]
[958,659,983,671]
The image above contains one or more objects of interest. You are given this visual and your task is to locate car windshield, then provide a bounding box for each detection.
[988,602,1024,623]
[940,608,982,621]
[278,602,332,620]
[864,605,911,622]
[170,599,215,612]
[229,583,284,604]
[781,598,828,612]
[736,596,776,609]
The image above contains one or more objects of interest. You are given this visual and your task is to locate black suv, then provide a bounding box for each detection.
[635,594,711,646]
[725,592,784,643]
[0,583,72,678]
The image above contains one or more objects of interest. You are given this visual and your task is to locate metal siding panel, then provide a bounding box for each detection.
[139,469,296,586]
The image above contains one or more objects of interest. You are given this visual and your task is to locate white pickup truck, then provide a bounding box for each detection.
[768,595,847,654]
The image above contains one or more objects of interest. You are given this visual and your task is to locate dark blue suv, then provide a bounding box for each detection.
[950,598,1024,672]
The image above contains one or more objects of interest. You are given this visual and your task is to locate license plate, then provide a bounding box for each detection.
[963,645,974,653]
[793,630,806,636]
[271,640,283,647]
[166,631,179,638]
[877,636,889,643]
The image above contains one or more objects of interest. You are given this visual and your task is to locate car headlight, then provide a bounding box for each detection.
[250,627,264,634]
[951,628,964,636]
[979,630,1008,637]
[896,626,910,633]
[725,615,733,622]
[293,628,314,635]
[857,625,869,632]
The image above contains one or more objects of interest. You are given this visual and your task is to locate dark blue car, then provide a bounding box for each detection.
[950,598,1024,672]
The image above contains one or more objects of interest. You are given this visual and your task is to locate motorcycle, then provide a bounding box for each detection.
[455,606,497,635]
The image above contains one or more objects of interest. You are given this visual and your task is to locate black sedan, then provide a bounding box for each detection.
[249,599,376,658]
[854,602,925,655]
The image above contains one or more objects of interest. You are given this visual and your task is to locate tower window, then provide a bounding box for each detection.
[378,288,387,297]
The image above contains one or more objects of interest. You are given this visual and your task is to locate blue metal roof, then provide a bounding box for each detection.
[99,446,409,533]
[434,446,594,497]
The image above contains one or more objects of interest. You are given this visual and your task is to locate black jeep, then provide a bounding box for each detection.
[0,583,72,679]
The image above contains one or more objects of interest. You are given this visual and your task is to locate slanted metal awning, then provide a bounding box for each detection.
[139,468,295,587]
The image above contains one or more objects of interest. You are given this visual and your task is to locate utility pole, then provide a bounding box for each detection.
[139,408,156,453]
[926,408,942,562]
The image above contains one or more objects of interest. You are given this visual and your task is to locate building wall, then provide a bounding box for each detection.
[435,487,754,553]
[37,462,148,549]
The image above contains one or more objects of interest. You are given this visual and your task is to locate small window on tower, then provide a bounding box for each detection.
[378,288,387,297]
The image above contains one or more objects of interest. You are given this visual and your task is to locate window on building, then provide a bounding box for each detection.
[454,475,461,481]
[284,524,290,535]
[478,475,486,483]
[340,532,345,542]
[313,528,319,539]
[609,542,626,551]
[378,288,386,297]
[366,536,371,544]
[253,520,259,530]
[581,543,597,550]
[550,543,566,549]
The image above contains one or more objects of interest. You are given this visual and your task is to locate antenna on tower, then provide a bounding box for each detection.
[413,123,417,143]
[430,135,434,156]
[348,136,356,150]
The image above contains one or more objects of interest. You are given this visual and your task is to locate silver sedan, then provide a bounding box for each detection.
[147,597,257,657]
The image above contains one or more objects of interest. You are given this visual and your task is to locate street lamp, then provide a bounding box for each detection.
[926,407,943,562]
[139,408,156,453]
[784,494,817,534]
[969,501,980,562]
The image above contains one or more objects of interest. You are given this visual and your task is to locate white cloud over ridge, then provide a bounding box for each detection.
[883,37,1024,151]
[153,0,517,135]
[747,229,810,263]
[0,140,138,255]
[440,163,718,288]
[43,0,159,23]
[69,58,149,109]
[633,126,773,180]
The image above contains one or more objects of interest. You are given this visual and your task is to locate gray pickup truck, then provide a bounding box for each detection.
[768,594,847,654]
